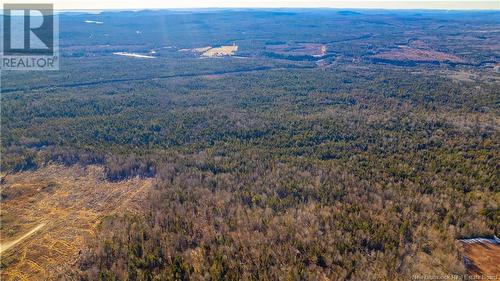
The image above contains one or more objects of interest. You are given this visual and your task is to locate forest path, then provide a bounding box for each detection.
[0,223,46,254]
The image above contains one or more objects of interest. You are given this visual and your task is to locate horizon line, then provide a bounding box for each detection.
[2,1,499,11]
[51,7,500,11]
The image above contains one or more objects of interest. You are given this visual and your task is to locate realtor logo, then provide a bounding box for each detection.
[1,3,59,70]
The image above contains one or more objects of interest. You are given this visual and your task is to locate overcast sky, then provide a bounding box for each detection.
[3,0,499,10]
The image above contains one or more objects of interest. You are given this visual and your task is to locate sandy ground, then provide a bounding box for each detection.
[0,165,152,280]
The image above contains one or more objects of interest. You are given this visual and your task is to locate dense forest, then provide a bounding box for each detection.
[1,9,499,280]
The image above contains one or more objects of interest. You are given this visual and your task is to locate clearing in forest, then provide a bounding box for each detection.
[0,165,152,280]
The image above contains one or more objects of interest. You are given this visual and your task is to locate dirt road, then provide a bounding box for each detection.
[0,223,46,255]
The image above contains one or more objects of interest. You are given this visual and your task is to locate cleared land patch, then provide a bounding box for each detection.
[459,240,500,277]
[179,45,238,57]
[201,45,238,57]
[372,47,465,64]
[0,165,152,280]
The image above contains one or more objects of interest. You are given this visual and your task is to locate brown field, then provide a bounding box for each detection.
[459,242,500,277]
[372,47,465,63]
[0,165,152,280]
